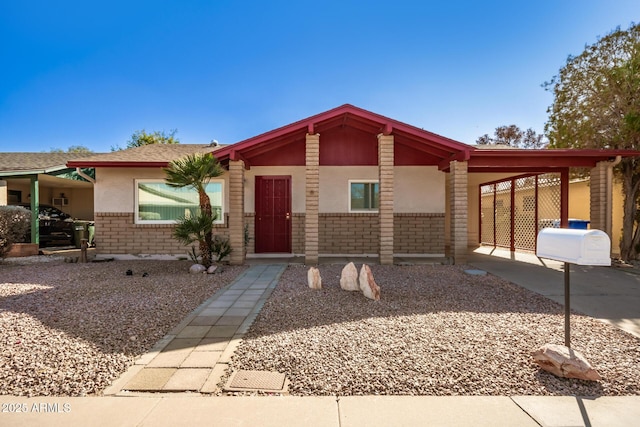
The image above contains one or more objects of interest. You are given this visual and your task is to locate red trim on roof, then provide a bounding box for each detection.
[215,104,473,165]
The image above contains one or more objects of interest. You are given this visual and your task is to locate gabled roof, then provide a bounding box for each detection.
[64,104,640,172]
[214,104,474,168]
[0,152,94,176]
[67,144,221,168]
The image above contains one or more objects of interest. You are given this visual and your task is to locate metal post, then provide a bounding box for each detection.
[564,262,571,348]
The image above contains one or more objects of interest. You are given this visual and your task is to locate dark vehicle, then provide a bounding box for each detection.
[17,203,92,247]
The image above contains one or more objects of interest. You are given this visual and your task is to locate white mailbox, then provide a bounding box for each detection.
[537,228,611,266]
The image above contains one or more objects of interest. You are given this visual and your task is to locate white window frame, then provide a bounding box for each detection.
[348,179,379,213]
[134,179,225,225]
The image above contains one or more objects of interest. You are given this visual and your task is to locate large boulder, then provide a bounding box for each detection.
[307,266,322,289]
[340,262,360,291]
[359,264,380,301]
[531,343,602,381]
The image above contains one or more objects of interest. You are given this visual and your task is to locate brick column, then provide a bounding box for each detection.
[378,134,394,265]
[228,159,245,265]
[590,160,611,237]
[305,133,320,265]
[449,160,468,264]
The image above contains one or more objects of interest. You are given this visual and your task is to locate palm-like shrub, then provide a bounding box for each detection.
[164,153,225,267]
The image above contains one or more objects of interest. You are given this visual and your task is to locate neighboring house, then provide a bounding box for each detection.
[67,104,638,265]
[0,153,95,244]
[569,178,624,256]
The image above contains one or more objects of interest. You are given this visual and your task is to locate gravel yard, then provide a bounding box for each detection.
[0,258,245,397]
[231,264,640,397]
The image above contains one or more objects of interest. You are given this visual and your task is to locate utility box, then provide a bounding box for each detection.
[537,228,611,266]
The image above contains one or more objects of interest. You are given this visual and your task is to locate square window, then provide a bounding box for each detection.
[135,180,224,224]
[349,181,379,211]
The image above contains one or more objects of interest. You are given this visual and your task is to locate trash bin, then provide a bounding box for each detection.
[568,219,590,230]
[73,221,90,248]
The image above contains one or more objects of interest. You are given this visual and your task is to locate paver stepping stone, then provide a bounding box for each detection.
[206,325,238,338]
[189,315,221,326]
[124,368,176,391]
[176,325,211,339]
[200,364,229,393]
[196,337,229,351]
[180,351,222,368]
[162,368,211,391]
[147,349,192,368]
[200,308,227,316]
[209,300,235,308]
[215,315,245,326]
[163,338,201,351]
[231,300,256,308]
[224,308,252,317]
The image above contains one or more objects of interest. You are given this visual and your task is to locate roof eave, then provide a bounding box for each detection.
[66,161,170,168]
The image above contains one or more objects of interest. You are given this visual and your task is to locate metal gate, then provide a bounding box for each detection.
[480,173,562,252]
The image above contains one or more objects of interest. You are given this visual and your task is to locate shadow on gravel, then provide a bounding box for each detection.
[232,264,640,397]
[0,260,246,356]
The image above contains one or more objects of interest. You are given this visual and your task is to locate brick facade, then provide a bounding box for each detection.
[394,213,445,254]
[94,212,230,255]
[96,211,447,257]
[319,213,379,254]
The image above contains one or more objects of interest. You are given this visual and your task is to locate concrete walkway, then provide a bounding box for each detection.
[104,264,287,395]
[2,258,640,426]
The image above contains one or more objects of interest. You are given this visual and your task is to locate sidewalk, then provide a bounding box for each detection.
[2,259,640,427]
[1,395,639,426]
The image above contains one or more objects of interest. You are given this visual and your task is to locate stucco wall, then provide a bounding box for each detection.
[319,166,445,213]
[95,168,230,218]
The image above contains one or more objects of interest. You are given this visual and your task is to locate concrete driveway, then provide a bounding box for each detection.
[469,247,640,339]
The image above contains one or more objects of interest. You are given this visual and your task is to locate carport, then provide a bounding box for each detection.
[0,153,94,245]
[463,148,639,258]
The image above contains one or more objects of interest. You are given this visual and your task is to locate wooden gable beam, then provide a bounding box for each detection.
[230,150,251,170]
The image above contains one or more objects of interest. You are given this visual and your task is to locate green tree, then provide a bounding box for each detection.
[544,23,640,261]
[476,125,546,148]
[164,153,225,267]
[49,145,94,153]
[112,129,179,151]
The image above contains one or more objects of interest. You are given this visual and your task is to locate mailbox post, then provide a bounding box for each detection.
[536,228,611,348]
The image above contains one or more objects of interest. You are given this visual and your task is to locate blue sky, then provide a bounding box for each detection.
[0,1,637,153]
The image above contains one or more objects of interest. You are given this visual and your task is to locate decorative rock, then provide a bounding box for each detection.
[207,265,218,274]
[189,264,207,274]
[531,343,602,381]
[359,264,380,301]
[307,267,322,289]
[340,262,360,291]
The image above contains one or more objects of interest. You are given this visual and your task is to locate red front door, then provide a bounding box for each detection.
[255,176,291,253]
